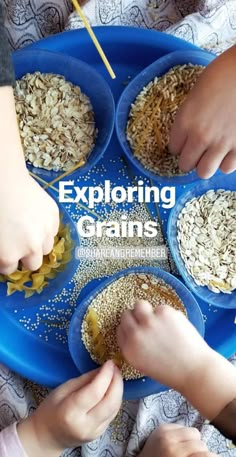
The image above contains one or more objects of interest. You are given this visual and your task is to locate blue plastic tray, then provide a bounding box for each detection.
[1,27,235,391]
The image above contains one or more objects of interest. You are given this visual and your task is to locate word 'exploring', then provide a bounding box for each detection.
[59,180,176,209]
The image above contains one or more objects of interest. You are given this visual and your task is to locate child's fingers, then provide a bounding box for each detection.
[116,322,125,350]
[116,320,133,354]
[73,361,116,411]
[178,135,206,173]
[42,235,55,256]
[133,300,153,324]
[88,367,123,423]
[21,251,43,272]
[168,117,187,156]
[196,144,229,179]
[220,149,236,174]
[191,451,219,457]
[119,310,137,334]
[170,440,208,457]
[158,425,201,443]
[117,309,140,351]
[53,369,99,401]
[0,257,19,276]
[158,424,184,431]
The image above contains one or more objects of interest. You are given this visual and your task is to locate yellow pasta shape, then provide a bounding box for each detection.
[31,273,46,289]
[55,264,66,273]
[60,251,72,264]
[45,271,57,280]
[94,337,107,361]
[111,352,124,369]
[49,251,57,264]
[86,309,99,327]
[89,325,100,340]
[38,265,52,275]
[7,270,26,281]
[85,308,125,367]
[54,238,65,254]
[1,221,73,298]
[24,289,35,299]
[7,282,23,296]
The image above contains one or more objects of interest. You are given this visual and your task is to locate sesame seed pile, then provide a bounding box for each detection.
[82,273,186,380]
[126,64,203,176]
[68,203,170,309]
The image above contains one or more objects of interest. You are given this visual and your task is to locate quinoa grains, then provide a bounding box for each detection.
[126,64,203,176]
[81,273,186,380]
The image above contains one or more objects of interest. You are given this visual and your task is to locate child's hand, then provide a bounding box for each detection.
[139,424,216,457]
[117,301,210,392]
[0,173,59,274]
[18,361,123,457]
[169,45,236,178]
[117,301,236,421]
[0,86,59,275]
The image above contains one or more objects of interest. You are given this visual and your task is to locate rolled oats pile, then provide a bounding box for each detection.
[15,72,96,171]
[126,64,203,177]
[177,189,236,294]
[82,273,186,380]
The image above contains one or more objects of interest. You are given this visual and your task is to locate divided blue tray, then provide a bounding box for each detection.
[0,27,235,396]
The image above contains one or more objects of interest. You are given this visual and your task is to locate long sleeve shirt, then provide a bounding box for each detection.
[0,423,27,456]
[0,3,15,87]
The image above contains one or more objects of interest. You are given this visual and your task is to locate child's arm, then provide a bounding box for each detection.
[0,4,59,275]
[17,361,123,457]
[169,44,236,178]
[117,301,236,427]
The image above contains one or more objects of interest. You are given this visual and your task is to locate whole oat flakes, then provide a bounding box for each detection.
[15,72,97,171]
[177,189,236,294]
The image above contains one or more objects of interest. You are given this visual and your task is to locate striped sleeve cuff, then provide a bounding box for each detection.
[0,423,28,457]
[0,3,15,87]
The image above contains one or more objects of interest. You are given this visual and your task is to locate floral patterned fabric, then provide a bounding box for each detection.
[1,0,236,455]
[0,358,236,456]
[2,0,72,49]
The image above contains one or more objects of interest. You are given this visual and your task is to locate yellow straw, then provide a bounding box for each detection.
[29,172,59,193]
[71,0,116,79]
[43,159,85,189]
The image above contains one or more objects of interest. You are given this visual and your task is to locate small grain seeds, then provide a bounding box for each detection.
[177,189,236,294]
[126,64,203,176]
[17,204,171,343]
[82,273,186,380]
[15,72,96,171]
